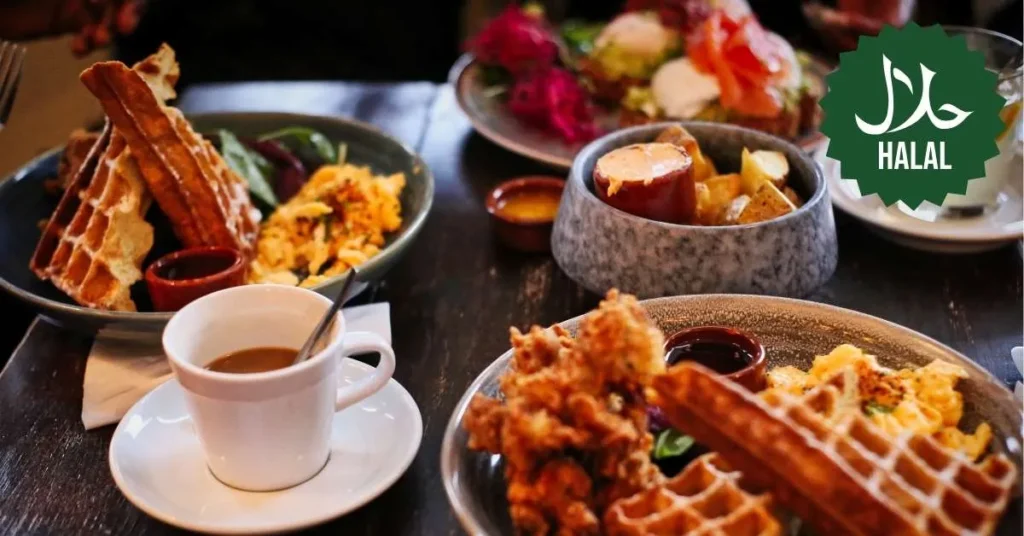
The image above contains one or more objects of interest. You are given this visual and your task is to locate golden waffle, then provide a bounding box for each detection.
[79,50,260,255]
[604,452,781,536]
[651,364,1018,536]
[30,129,153,311]
[52,129,102,192]
[30,46,181,311]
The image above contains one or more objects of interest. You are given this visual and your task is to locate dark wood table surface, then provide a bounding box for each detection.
[0,82,1022,535]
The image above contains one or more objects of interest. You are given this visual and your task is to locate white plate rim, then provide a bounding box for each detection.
[819,149,1024,244]
[108,358,423,535]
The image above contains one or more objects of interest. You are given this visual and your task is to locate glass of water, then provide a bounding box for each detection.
[941,26,1022,213]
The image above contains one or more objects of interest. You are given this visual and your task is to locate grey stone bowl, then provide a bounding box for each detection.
[551,121,838,298]
[0,112,433,340]
[441,295,1023,535]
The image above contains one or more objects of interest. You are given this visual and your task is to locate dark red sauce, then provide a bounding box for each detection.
[663,326,767,392]
[157,254,237,281]
[666,340,755,374]
[144,246,246,312]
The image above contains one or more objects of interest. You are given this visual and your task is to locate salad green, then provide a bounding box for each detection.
[561,20,605,57]
[653,428,695,460]
[258,127,337,166]
[864,401,895,416]
[218,129,278,207]
[214,126,349,212]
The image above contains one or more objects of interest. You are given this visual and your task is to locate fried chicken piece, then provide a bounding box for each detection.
[509,324,574,375]
[507,459,600,536]
[500,402,590,470]
[567,393,662,507]
[570,289,666,393]
[462,290,665,535]
[463,395,507,453]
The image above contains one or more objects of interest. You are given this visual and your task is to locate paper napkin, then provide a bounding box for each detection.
[81,302,391,430]
[1012,346,1023,403]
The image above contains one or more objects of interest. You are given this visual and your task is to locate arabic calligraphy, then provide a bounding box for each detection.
[855,54,973,135]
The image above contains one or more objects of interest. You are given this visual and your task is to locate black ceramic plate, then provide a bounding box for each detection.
[0,112,433,339]
[441,295,1023,535]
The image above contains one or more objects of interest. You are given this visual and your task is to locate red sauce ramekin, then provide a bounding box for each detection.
[145,246,247,312]
[664,326,767,392]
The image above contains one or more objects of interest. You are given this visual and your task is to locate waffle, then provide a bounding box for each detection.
[52,129,102,192]
[30,128,153,311]
[79,51,260,255]
[604,452,781,536]
[651,363,1018,536]
[29,48,181,311]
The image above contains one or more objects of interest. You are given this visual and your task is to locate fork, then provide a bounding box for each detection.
[0,41,26,130]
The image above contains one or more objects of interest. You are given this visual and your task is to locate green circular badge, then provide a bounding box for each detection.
[820,23,1006,208]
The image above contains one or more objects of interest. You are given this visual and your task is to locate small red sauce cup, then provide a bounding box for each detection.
[485,176,565,253]
[664,326,767,392]
[145,246,247,312]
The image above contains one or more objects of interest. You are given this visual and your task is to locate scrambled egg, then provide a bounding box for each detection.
[767,344,993,460]
[249,164,405,287]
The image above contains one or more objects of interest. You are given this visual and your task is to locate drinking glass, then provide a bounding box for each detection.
[941,26,1023,212]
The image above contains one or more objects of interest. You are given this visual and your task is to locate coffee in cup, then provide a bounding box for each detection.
[163,285,396,491]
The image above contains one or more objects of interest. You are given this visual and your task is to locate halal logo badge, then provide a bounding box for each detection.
[820,23,1005,207]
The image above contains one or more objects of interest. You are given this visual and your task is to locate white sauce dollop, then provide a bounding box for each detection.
[651,57,721,119]
[594,12,675,59]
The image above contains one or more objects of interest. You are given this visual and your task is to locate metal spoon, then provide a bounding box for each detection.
[292,268,358,365]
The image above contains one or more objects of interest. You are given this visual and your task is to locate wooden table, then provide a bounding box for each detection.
[1,82,1021,535]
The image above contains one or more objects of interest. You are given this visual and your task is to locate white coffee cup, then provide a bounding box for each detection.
[163,284,396,492]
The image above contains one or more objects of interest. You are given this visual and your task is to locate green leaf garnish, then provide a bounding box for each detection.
[561,20,604,57]
[258,127,337,165]
[217,129,278,207]
[864,401,895,416]
[653,429,695,460]
[248,146,275,180]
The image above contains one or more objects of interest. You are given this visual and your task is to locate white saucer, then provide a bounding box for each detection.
[817,144,1024,254]
[109,358,422,534]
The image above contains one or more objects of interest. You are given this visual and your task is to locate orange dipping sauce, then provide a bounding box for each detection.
[494,189,561,222]
[486,177,565,253]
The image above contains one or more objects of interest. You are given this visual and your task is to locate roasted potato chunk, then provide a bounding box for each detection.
[656,125,717,181]
[782,186,804,207]
[721,194,751,224]
[737,182,797,224]
[695,182,712,224]
[740,148,789,195]
[695,173,742,224]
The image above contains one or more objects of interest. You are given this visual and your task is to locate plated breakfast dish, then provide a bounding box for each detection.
[593,124,802,224]
[453,0,827,167]
[443,292,1023,535]
[24,45,410,313]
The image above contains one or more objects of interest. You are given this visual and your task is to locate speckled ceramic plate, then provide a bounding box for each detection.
[441,294,1023,535]
[449,53,831,169]
[0,112,433,339]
